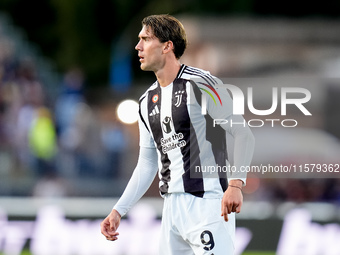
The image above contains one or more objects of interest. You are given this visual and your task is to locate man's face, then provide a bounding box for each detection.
[135,25,165,72]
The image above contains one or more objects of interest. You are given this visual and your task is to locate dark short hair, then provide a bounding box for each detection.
[142,14,187,59]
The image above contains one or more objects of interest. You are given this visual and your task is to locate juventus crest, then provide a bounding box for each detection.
[174,90,185,107]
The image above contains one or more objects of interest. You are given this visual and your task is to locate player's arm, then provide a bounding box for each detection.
[198,78,255,184]
[220,114,255,221]
[101,116,158,240]
[199,79,255,221]
[223,114,255,184]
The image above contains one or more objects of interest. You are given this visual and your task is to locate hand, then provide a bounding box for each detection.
[221,180,243,222]
[100,209,121,241]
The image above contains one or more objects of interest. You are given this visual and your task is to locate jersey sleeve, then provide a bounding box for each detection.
[138,99,156,148]
[220,115,255,185]
[190,78,255,186]
[138,116,155,148]
[113,98,158,217]
[113,146,158,216]
[208,95,254,185]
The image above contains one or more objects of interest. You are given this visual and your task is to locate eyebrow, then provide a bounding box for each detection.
[138,35,149,40]
[138,27,154,40]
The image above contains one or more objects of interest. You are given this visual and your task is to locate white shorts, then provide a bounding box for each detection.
[159,193,235,255]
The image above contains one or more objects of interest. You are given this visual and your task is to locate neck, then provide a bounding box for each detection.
[155,60,181,87]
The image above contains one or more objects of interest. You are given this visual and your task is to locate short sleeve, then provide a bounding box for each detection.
[138,114,155,148]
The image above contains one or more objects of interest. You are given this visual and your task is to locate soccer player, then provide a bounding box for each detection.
[101,14,255,254]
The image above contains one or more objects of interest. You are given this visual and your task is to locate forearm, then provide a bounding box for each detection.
[231,124,255,183]
[222,115,255,185]
[113,147,158,216]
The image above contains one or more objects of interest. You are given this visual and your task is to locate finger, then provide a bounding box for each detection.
[108,232,119,237]
[227,202,233,214]
[106,235,119,241]
[223,211,229,222]
[102,226,118,239]
[221,205,229,222]
[101,228,109,238]
[231,202,239,212]
[235,204,242,213]
[101,221,111,238]
[234,199,242,213]
[222,200,231,214]
[101,218,119,237]
[106,231,119,241]
[109,218,117,232]
[104,229,119,239]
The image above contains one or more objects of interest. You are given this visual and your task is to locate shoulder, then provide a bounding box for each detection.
[178,65,222,86]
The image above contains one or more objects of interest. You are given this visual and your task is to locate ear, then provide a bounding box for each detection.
[163,41,174,54]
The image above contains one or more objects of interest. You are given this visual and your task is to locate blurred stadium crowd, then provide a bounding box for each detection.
[0,19,132,197]
[1,14,340,205]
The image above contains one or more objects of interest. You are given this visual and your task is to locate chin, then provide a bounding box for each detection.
[140,64,151,71]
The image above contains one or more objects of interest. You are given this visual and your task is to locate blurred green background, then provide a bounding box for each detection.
[1,0,339,87]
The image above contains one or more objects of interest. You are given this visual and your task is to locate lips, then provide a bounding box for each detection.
[138,55,145,62]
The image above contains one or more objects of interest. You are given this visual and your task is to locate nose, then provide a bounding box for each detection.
[135,40,142,51]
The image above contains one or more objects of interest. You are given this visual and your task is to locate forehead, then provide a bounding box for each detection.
[138,25,155,37]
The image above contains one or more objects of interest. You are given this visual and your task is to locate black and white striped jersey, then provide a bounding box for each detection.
[138,64,243,198]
